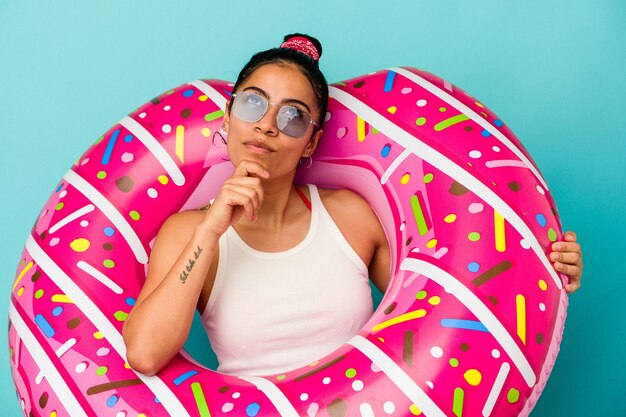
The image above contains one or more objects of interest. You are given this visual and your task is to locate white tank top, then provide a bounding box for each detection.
[201,184,372,376]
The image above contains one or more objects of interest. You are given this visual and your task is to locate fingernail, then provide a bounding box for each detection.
[553,243,562,251]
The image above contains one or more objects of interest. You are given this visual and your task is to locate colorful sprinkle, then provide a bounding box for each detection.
[464,369,482,386]
[384,70,396,92]
[381,144,391,157]
[103,227,115,237]
[345,368,357,378]
[96,366,108,376]
[410,193,430,236]
[536,213,547,227]
[357,117,366,141]
[423,173,434,183]
[176,125,185,163]
[129,210,141,221]
[449,358,459,367]
[96,171,107,179]
[372,309,427,332]
[548,228,557,242]
[415,117,427,126]
[468,232,481,241]
[205,110,225,122]
[494,210,506,252]
[467,262,480,272]
[35,314,55,337]
[444,214,456,223]
[441,319,488,332]
[453,387,464,416]
[538,279,548,291]
[434,114,469,131]
[173,370,199,386]
[409,404,422,415]
[400,173,411,184]
[70,238,91,252]
[191,382,211,417]
[416,99,427,107]
[507,388,520,403]
[103,259,115,268]
[246,402,261,417]
[516,294,527,344]
[102,129,120,165]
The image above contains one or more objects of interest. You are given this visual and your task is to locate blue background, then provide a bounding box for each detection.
[1,1,624,416]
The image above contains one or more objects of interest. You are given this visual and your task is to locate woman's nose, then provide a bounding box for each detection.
[254,104,280,136]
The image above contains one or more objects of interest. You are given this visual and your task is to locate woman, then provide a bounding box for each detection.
[122,34,584,377]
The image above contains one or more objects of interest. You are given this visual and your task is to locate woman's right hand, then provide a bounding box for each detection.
[202,160,270,237]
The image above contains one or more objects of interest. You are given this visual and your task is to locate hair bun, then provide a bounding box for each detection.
[281,33,323,61]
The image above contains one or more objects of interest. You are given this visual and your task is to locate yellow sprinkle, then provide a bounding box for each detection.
[124,362,131,369]
[428,296,441,306]
[516,294,526,344]
[93,331,104,340]
[51,294,73,303]
[157,175,169,185]
[201,127,211,137]
[409,404,422,415]
[12,260,34,291]
[444,214,457,223]
[494,210,506,252]
[400,173,411,184]
[538,279,547,291]
[175,125,185,163]
[387,106,397,114]
[378,337,385,343]
[308,360,319,367]
[475,101,485,108]
[198,95,208,102]
[17,287,24,296]
[372,309,427,332]
[426,239,437,248]
[70,238,91,253]
[357,117,366,142]
[464,369,482,386]
[50,412,57,417]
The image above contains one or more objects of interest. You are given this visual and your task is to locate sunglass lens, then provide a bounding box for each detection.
[279,106,310,138]
[234,92,267,122]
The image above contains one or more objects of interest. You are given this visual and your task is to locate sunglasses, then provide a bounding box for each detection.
[230,91,320,138]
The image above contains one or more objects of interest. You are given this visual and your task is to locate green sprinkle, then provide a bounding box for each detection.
[507,388,520,403]
[423,173,434,183]
[34,289,44,299]
[204,109,225,122]
[548,228,557,242]
[345,368,357,378]
[416,290,427,300]
[468,232,481,242]
[103,259,115,269]
[129,210,141,221]
[114,311,128,322]
[96,171,107,179]
[416,117,427,126]
[96,366,108,376]
[449,358,459,367]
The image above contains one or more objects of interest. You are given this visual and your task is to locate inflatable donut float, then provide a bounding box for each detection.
[8,67,568,417]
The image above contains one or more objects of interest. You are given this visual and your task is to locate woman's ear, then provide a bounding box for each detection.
[301,128,323,157]
[222,100,231,131]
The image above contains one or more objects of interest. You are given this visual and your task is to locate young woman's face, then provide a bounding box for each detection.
[223,63,322,179]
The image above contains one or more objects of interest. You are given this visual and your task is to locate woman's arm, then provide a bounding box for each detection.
[122,213,217,375]
[122,159,269,376]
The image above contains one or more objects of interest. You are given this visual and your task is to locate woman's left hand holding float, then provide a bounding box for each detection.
[550,231,583,294]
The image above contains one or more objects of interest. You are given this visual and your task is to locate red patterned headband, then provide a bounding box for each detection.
[279,36,320,61]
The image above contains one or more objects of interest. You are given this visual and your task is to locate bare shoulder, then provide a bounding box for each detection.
[318,188,384,242]
[155,210,206,244]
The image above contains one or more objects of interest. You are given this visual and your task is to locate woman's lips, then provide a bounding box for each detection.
[243,141,274,154]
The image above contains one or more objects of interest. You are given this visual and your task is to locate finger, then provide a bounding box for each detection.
[551,241,581,253]
[233,160,270,178]
[563,231,577,241]
[553,261,581,279]
[222,183,262,215]
[565,281,581,294]
[549,251,581,265]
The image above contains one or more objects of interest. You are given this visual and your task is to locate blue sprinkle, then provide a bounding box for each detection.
[384,71,396,93]
[246,402,261,417]
[124,134,133,143]
[481,129,492,138]
[35,314,55,338]
[125,297,136,306]
[494,119,503,127]
[441,318,489,332]
[183,89,195,97]
[467,262,480,273]
[381,144,391,158]
[173,370,199,386]
[103,227,115,237]
[55,183,64,193]
[106,395,119,407]
[102,129,120,165]
[52,306,63,317]
[536,213,547,227]
[224,90,233,97]
[154,397,160,404]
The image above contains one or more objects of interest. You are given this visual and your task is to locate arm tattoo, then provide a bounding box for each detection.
[179,245,203,284]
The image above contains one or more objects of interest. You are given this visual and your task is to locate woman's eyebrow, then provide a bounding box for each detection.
[242,86,312,113]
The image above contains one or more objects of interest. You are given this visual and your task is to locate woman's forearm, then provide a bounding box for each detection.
[122,223,218,375]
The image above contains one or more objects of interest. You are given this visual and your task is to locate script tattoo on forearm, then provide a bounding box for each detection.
[179,245,203,284]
